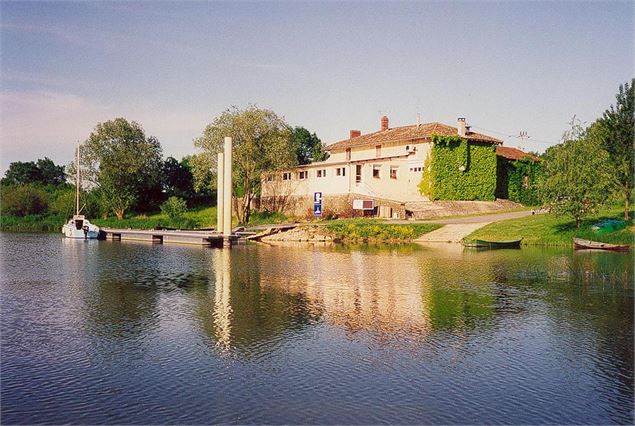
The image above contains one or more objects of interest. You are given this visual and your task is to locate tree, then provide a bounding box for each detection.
[1,157,65,186]
[80,118,163,218]
[538,118,616,228]
[193,105,297,223]
[291,127,328,165]
[1,184,49,216]
[591,79,634,220]
[160,196,188,226]
[162,156,194,200]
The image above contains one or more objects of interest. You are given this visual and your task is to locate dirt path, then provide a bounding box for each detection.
[414,210,540,243]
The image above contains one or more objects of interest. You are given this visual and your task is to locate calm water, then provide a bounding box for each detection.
[1,233,633,425]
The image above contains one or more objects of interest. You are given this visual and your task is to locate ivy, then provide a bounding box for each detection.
[418,135,497,201]
[500,158,542,205]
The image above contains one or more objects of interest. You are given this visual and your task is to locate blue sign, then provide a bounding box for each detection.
[314,192,322,204]
[313,203,322,217]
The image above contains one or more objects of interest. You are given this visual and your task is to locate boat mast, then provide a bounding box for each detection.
[76,143,80,216]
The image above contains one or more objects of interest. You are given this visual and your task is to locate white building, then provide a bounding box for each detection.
[261,116,502,218]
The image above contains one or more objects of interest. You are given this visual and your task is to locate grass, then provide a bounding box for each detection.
[467,207,634,246]
[1,206,292,233]
[323,218,442,243]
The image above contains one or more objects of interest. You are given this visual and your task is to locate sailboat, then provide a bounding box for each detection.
[62,143,100,239]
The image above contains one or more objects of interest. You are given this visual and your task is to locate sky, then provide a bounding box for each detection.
[1,1,633,173]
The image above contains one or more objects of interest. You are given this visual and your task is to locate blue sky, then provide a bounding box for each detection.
[1,1,633,172]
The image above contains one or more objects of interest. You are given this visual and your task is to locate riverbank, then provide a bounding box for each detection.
[467,207,634,246]
[262,219,441,243]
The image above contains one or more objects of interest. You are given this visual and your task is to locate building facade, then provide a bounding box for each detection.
[261,116,505,218]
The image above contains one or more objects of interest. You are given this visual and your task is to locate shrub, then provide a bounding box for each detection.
[160,196,187,221]
[1,185,49,216]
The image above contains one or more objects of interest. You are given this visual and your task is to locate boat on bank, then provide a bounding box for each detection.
[573,238,630,252]
[462,238,522,249]
[62,143,100,239]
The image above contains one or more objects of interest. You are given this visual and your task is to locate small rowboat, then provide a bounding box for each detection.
[573,238,630,251]
[462,238,522,249]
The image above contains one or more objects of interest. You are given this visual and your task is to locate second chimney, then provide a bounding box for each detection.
[350,130,361,139]
[457,117,467,137]
[381,116,389,131]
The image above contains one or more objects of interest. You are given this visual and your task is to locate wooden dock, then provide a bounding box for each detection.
[102,228,239,247]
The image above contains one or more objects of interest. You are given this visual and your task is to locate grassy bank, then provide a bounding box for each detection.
[467,207,634,246]
[324,219,441,243]
[0,206,290,233]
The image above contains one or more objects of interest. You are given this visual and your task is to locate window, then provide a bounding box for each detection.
[298,171,307,180]
[373,165,381,178]
[375,145,382,157]
[355,164,362,183]
[390,166,398,179]
[336,167,346,176]
[282,172,291,181]
[266,175,273,182]
[346,148,351,161]
[317,169,326,178]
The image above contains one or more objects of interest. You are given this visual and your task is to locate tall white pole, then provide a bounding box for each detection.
[216,152,224,232]
[76,143,80,216]
[222,137,232,242]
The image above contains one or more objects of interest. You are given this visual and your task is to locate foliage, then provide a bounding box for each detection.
[193,105,297,223]
[467,206,633,246]
[79,118,164,216]
[324,219,441,242]
[418,135,497,201]
[591,79,634,220]
[1,184,49,216]
[538,118,617,228]
[0,213,66,233]
[160,196,188,222]
[162,156,195,200]
[1,157,66,186]
[496,156,542,205]
[241,210,288,226]
[291,126,328,165]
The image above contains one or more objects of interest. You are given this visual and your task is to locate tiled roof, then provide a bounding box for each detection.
[325,122,502,152]
[496,146,540,161]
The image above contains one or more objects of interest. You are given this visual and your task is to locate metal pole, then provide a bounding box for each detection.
[76,143,80,216]
[216,153,224,233]
[222,137,232,246]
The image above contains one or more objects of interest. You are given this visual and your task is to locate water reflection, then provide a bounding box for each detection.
[2,234,632,424]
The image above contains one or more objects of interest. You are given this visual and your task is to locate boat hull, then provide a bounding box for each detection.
[463,238,522,249]
[62,216,100,239]
[573,238,630,252]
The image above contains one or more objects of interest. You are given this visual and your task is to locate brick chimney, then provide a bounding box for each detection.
[350,130,361,139]
[381,116,389,131]
[457,117,466,137]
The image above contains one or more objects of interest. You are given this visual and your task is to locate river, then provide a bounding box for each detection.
[1,233,633,424]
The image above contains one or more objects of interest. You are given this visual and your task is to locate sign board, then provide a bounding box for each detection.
[314,192,323,218]
[353,199,374,210]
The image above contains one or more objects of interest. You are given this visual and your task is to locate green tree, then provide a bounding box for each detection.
[80,118,163,218]
[160,196,188,225]
[1,184,49,216]
[591,79,634,220]
[162,156,194,200]
[291,126,328,165]
[193,105,297,223]
[538,118,616,228]
[1,157,65,186]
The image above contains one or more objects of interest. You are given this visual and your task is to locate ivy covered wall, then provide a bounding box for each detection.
[418,135,498,201]
[496,157,542,205]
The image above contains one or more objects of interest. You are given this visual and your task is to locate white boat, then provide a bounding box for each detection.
[62,143,100,239]
[62,215,100,239]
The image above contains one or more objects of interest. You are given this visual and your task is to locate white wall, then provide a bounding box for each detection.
[262,142,432,202]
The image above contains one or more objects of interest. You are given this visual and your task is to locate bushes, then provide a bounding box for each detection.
[1,185,49,216]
